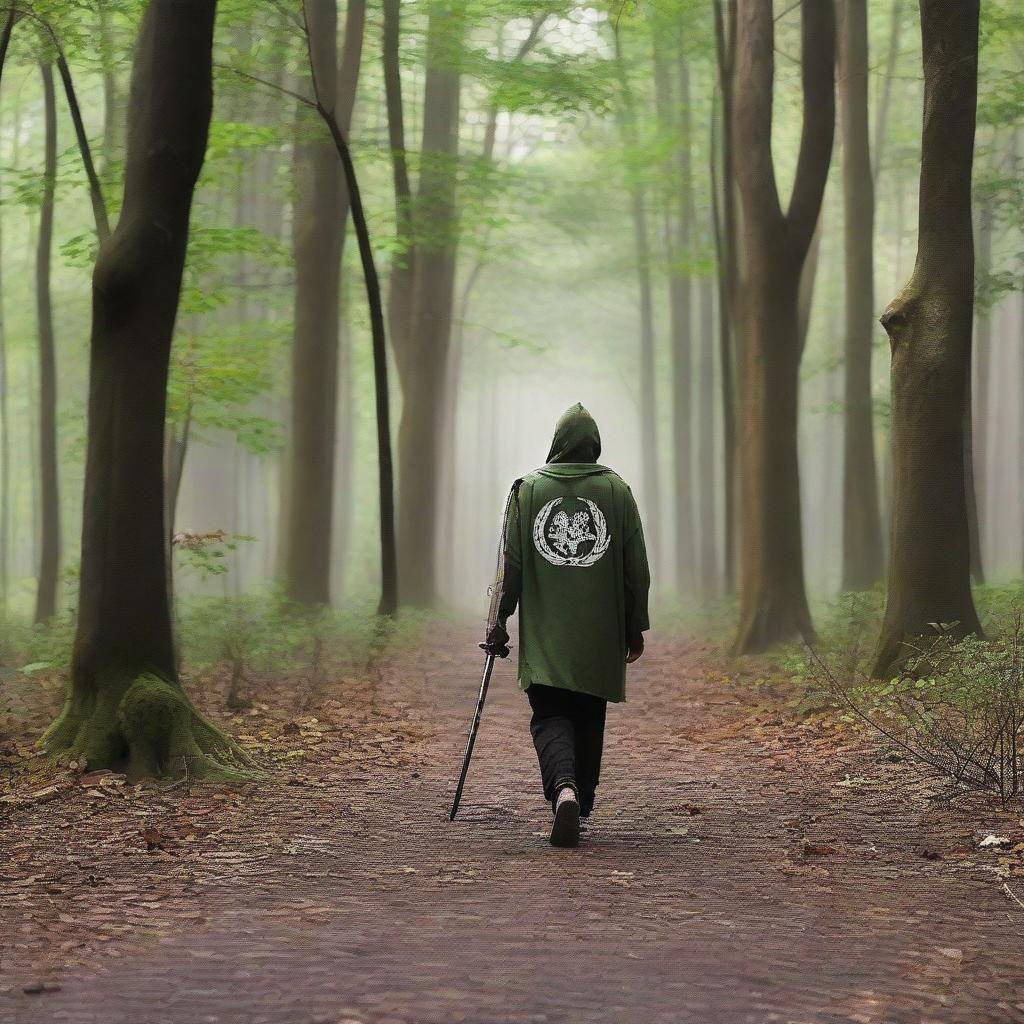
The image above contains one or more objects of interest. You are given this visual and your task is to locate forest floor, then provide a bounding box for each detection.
[2,621,1024,1024]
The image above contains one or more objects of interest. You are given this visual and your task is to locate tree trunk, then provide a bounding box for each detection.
[0,166,7,608]
[872,0,905,183]
[334,269,355,595]
[34,63,60,625]
[698,272,717,593]
[99,3,122,182]
[307,2,397,616]
[284,0,364,608]
[393,4,463,607]
[616,30,661,565]
[654,34,693,593]
[871,0,982,678]
[731,0,834,654]
[43,0,249,780]
[0,12,11,604]
[712,0,737,593]
[839,0,884,591]
[968,199,992,583]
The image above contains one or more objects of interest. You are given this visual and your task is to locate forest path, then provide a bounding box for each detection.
[3,624,1024,1024]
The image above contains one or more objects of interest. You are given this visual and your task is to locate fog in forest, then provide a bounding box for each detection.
[7,1,1024,1014]
[0,0,1021,632]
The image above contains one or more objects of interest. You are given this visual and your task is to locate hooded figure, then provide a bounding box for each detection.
[485,402,650,846]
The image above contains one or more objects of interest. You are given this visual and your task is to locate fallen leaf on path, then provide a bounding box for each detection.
[803,841,837,857]
[141,826,165,851]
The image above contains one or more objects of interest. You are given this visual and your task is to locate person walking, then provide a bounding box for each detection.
[483,403,651,847]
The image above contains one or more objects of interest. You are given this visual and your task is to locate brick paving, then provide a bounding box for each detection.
[3,628,1023,1023]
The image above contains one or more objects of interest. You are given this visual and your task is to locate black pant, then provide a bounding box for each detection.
[526,684,607,817]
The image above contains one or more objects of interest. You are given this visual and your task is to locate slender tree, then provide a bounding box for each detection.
[0,168,7,608]
[871,0,982,678]
[385,1,464,606]
[872,0,905,183]
[615,27,661,564]
[0,7,15,606]
[967,197,993,582]
[838,0,884,590]
[34,62,59,624]
[303,0,397,616]
[283,0,364,607]
[697,272,716,592]
[711,0,737,593]
[653,26,692,592]
[43,0,249,778]
[731,0,835,653]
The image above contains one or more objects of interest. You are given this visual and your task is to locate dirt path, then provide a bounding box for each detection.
[3,626,1023,1023]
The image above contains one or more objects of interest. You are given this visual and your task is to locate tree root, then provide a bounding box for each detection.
[41,673,258,782]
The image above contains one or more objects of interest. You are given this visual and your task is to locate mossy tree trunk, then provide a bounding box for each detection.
[871,0,982,678]
[731,0,834,654]
[42,0,250,780]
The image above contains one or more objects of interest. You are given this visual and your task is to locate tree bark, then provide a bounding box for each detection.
[0,7,14,91]
[731,0,834,654]
[284,0,364,608]
[43,0,249,780]
[307,4,397,616]
[34,63,60,625]
[391,3,463,607]
[0,141,8,607]
[654,32,693,592]
[616,29,661,565]
[871,0,982,678]
[712,0,737,593]
[99,3,122,182]
[698,272,717,593]
[838,0,884,591]
[967,198,992,583]
[872,0,905,183]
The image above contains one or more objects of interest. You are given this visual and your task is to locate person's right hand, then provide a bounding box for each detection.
[480,623,511,659]
[626,636,644,664]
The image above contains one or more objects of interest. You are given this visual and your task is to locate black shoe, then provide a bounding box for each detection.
[550,792,580,848]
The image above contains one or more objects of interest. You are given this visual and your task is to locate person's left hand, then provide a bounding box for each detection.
[480,623,511,659]
[626,635,644,664]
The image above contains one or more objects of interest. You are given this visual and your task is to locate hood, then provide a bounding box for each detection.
[539,403,611,479]
[546,403,601,464]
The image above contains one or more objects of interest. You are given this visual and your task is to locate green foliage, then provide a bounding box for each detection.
[0,607,75,677]
[173,530,258,581]
[843,629,1024,802]
[177,590,436,688]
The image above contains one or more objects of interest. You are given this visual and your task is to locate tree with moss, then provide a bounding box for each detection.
[43,0,250,780]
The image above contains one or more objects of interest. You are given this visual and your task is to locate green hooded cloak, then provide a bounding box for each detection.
[497,403,650,702]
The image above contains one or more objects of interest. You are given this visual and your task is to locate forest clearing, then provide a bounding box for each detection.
[2,0,1024,1019]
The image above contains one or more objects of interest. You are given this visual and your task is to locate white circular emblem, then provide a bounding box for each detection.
[532,497,611,567]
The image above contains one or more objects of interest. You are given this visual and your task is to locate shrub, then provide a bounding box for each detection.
[809,622,1024,802]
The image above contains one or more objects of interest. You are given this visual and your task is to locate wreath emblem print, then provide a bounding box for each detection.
[532,497,612,567]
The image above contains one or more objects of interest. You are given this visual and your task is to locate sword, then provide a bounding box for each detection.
[448,652,495,820]
[448,478,522,821]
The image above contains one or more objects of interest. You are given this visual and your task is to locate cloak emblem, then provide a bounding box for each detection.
[532,497,611,567]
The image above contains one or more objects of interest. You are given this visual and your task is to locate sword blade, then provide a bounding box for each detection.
[449,653,496,821]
